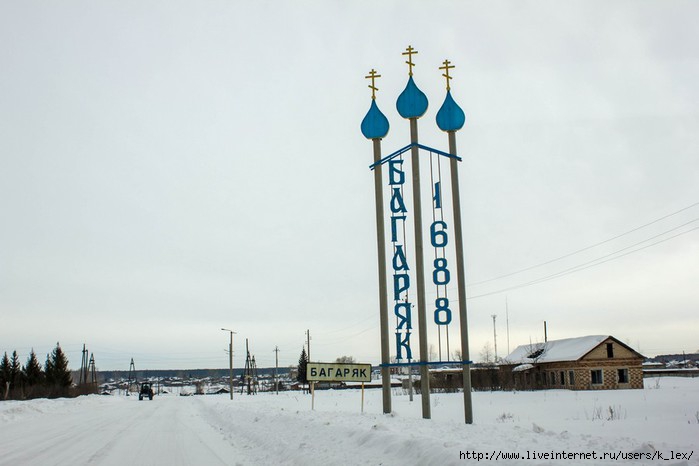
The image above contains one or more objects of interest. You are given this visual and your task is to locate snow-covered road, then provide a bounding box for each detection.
[1,378,698,466]
[0,396,256,465]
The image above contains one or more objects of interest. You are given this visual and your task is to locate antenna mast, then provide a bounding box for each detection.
[491,314,498,362]
[506,297,510,355]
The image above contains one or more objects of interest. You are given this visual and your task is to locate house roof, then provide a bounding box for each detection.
[503,335,626,364]
[512,363,534,372]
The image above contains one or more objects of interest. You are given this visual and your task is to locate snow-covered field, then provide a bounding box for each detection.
[0,377,697,465]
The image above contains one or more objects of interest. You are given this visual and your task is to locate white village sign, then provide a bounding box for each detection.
[307,363,372,383]
[306,362,372,413]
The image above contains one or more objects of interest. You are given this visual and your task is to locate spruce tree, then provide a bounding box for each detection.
[44,352,55,385]
[9,350,21,389]
[51,343,72,388]
[0,352,10,387]
[23,349,44,386]
[297,347,308,392]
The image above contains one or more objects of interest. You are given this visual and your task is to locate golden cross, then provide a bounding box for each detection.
[365,68,381,99]
[402,45,418,76]
[439,59,455,91]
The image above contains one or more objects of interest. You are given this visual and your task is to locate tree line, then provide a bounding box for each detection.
[0,343,73,400]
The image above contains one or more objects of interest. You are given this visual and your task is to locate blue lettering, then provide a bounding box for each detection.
[393,273,410,301]
[433,181,442,209]
[395,331,412,360]
[388,159,405,185]
[434,297,452,325]
[390,188,407,214]
[392,245,410,271]
[394,302,412,330]
[433,258,450,285]
[430,220,448,247]
[390,215,406,243]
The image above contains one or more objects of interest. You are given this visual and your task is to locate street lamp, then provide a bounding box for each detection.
[221,328,236,400]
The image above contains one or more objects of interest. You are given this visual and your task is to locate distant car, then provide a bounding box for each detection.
[139,383,154,400]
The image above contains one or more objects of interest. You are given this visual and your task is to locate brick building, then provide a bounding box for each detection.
[501,335,644,390]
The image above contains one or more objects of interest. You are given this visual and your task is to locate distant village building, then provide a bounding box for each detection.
[501,335,644,390]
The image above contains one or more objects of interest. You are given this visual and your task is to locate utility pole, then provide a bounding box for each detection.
[88,353,96,385]
[221,328,236,400]
[127,358,136,395]
[491,314,498,363]
[240,339,258,395]
[80,344,85,385]
[251,356,259,394]
[274,346,280,394]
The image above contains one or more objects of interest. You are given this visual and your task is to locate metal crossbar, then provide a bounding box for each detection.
[369,143,462,170]
[379,360,472,368]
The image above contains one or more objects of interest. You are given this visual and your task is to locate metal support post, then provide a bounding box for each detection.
[372,138,392,414]
[448,130,473,423]
[410,117,431,419]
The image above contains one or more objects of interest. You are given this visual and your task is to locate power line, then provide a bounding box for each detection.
[311,325,376,347]
[468,201,699,288]
[320,314,375,335]
[468,224,699,299]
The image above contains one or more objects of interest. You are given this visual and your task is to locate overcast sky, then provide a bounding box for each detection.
[1,1,697,371]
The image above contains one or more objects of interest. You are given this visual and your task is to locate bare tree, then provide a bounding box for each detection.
[480,342,494,364]
[523,341,546,362]
[335,356,356,364]
[194,380,205,395]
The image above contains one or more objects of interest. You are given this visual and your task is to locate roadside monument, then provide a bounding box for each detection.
[361,46,474,423]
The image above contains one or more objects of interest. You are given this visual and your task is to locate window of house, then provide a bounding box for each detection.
[606,343,614,358]
[591,369,603,385]
[568,370,575,386]
[618,368,629,384]
[560,371,565,385]
[550,372,556,385]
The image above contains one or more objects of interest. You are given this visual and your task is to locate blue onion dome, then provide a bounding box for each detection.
[361,99,390,140]
[396,76,428,119]
[436,90,465,132]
